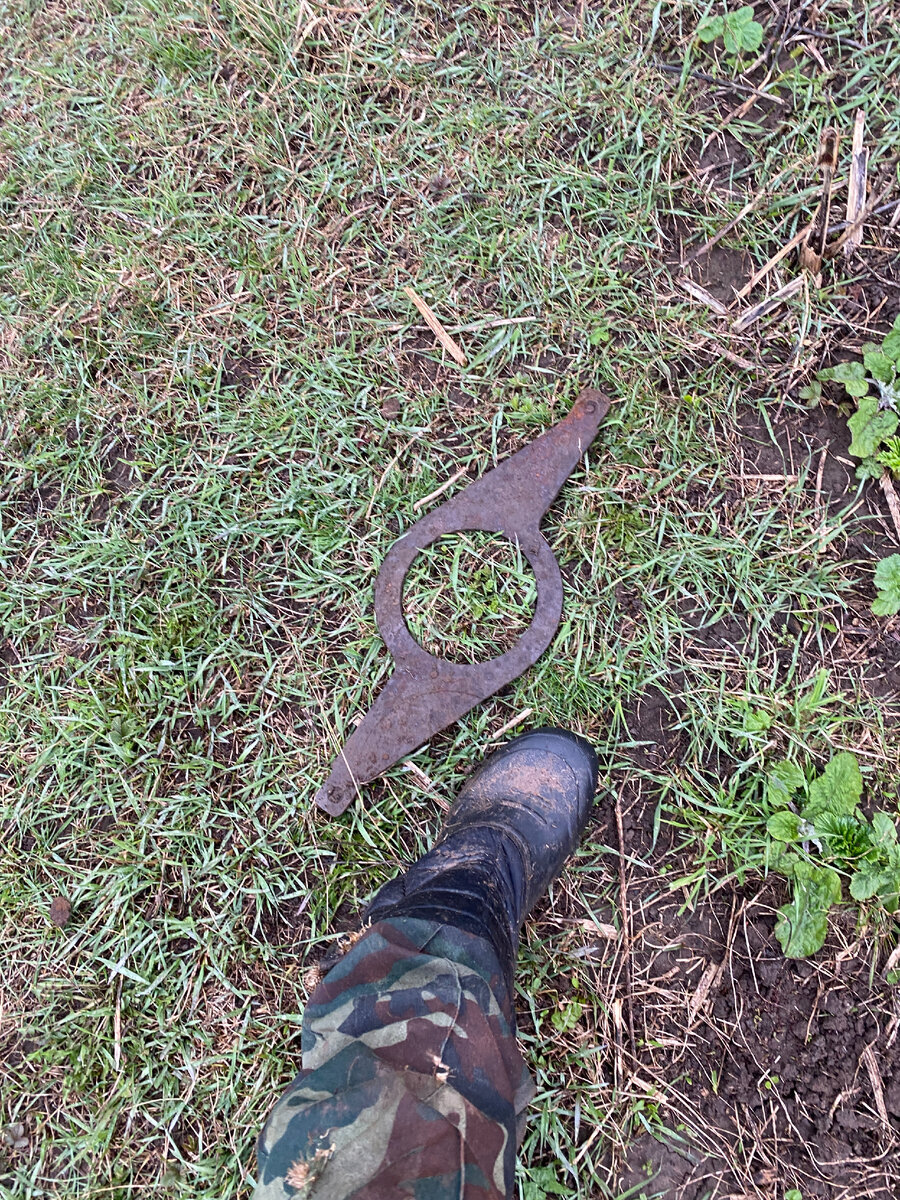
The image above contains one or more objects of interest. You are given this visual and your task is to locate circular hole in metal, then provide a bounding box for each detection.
[402,531,537,664]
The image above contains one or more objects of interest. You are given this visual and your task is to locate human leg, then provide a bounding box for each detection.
[253,729,599,1199]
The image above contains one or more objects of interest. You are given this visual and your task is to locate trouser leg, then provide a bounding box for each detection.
[253,728,600,1198]
[252,916,534,1200]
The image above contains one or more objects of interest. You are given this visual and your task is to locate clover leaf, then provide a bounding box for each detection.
[724,6,764,53]
[697,8,764,54]
[697,15,725,42]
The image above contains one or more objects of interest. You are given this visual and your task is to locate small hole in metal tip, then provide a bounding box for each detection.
[583,400,597,414]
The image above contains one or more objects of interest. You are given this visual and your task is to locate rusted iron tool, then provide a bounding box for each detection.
[315,387,611,816]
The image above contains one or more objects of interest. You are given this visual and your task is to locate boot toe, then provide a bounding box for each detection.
[439,727,600,915]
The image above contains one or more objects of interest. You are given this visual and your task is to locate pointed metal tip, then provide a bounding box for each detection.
[314,782,352,817]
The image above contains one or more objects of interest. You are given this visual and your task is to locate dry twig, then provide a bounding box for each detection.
[735,223,813,300]
[687,959,724,1028]
[799,126,840,274]
[614,791,637,1059]
[488,708,534,742]
[879,471,900,545]
[684,193,767,266]
[843,110,868,258]
[732,276,805,332]
[676,277,729,316]
[827,161,899,258]
[402,286,467,365]
[814,443,830,553]
[861,1044,890,1129]
[412,466,468,512]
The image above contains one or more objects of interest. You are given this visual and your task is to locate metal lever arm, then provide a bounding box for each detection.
[315,387,610,816]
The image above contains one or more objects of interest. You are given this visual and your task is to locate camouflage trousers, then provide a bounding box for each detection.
[253,917,534,1200]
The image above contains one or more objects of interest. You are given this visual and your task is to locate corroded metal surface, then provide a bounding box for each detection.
[315,387,611,816]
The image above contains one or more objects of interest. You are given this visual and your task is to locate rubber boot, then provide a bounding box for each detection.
[364,728,599,981]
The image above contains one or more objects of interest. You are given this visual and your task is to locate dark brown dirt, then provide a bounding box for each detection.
[221,351,262,391]
[738,402,897,561]
[688,243,752,303]
[615,783,900,1200]
[738,402,900,701]
[696,130,752,191]
[609,388,900,1196]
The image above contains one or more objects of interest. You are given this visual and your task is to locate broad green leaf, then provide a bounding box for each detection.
[697,15,724,41]
[774,863,841,958]
[850,865,885,901]
[803,752,862,820]
[769,846,800,875]
[883,316,900,361]
[864,350,895,383]
[846,379,872,398]
[742,706,772,732]
[775,900,828,958]
[736,19,764,51]
[766,759,805,807]
[722,23,740,53]
[848,397,898,458]
[872,554,900,617]
[800,861,842,905]
[850,866,900,908]
[872,812,899,847]
[856,455,884,480]
[815,811,871,860]
[767,811,801,841]
[828,361,870,397]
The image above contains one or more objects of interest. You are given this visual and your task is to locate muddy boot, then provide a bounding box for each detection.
[364,727,599,980]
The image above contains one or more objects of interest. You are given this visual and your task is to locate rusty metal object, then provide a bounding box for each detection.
[315,387,611,816]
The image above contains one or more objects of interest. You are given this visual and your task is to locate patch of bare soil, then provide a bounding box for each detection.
[738,403,900,700]
[688,243,752,304]
[608,396,900,1196]
[739,403,896,559]
[614,785,900,1200]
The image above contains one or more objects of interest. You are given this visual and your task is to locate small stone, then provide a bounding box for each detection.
[49,896,71,927]
[3,1123,27,1151]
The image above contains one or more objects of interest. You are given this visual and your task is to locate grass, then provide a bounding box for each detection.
[2,0,900,1197]
[403,531,538,661]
